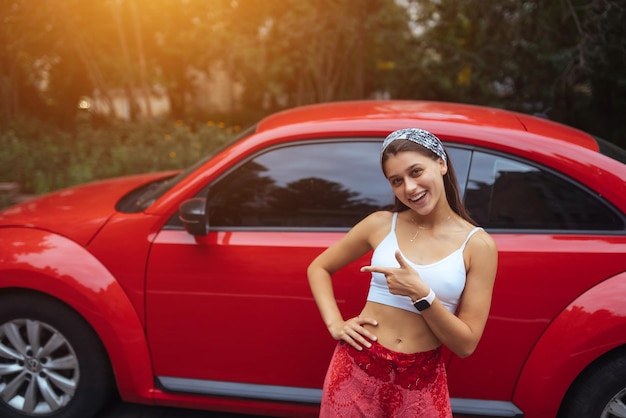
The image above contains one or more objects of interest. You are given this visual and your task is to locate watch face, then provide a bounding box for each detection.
[414,299,431,311]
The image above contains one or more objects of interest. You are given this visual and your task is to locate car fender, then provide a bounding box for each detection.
[513,271,626,417]
[0,227,155,403]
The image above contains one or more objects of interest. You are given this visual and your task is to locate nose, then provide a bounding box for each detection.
[404,177,418,194]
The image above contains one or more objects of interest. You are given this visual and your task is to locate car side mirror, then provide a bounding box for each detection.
[179,198,209,236]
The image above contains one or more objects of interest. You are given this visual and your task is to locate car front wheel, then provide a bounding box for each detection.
[559,353,626,418]
[0,293,113,418]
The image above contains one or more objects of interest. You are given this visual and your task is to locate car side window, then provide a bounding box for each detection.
[205,141,393,229]
[464,151,623,230]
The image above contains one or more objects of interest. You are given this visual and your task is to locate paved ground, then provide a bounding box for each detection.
[95,398,258,418]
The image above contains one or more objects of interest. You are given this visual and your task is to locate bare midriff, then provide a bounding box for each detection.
[360,301,441,354]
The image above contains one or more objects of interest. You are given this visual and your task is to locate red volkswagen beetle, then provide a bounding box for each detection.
[1,101,625,418]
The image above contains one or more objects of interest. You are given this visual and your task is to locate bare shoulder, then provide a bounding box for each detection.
[362,210,394,227]
[310,211,395,271]
[469,228,497,252]
[351,210,394,246]
[466,227,498,269]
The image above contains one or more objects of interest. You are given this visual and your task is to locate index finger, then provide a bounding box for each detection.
[360,265,392,275]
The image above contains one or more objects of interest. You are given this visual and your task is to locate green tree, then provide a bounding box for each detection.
[1,0,624,146]
[398,0,625,145]
[0,0,63,124]
[555,0,626,145]
[225,0,410,111]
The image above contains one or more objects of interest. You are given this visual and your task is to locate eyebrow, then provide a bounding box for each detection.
[386,163,424,180]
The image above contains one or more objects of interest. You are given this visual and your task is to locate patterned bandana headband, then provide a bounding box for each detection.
[381,128,447,162]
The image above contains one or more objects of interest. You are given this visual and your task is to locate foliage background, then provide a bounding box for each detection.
[1,0,625,199]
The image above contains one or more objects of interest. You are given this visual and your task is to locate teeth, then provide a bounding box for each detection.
[411,191,426,202]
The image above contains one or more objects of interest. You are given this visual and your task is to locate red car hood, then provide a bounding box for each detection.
[0,172,174,247]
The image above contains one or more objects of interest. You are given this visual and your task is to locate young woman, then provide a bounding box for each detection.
[307,128,498,417]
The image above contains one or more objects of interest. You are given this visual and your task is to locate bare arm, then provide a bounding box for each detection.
[307,211,390,350]
[422,231,497,357]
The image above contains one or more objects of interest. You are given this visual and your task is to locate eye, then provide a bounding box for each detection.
[411,168,423,177]
[389,177,403,187]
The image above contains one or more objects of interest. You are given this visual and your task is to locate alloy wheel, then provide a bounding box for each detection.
[603,388,626,418]
[0,318,79,414]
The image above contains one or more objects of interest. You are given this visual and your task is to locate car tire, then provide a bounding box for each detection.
[558,353,626,418]
[0,292,113,418]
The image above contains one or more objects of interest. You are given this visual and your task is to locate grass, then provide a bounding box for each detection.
[0,117,238,201]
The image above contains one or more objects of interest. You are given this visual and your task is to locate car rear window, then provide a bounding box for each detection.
[465,150,624,231]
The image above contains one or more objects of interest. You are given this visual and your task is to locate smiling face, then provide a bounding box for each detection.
[383,150,449,216]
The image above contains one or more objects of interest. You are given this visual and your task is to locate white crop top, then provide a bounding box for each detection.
[366,212,482,314]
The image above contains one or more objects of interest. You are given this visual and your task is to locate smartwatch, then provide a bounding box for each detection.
[412,289,436,312]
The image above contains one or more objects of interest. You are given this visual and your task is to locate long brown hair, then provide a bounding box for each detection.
[381,139,476,225]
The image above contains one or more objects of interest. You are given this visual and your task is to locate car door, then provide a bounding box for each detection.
[145,139,393,402]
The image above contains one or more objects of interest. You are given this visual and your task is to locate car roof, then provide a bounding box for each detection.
[255,100,600,153]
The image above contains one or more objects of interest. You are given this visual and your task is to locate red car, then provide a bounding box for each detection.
[1,101,625,418]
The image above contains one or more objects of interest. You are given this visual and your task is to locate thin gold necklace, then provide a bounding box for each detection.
[409,214,451,243]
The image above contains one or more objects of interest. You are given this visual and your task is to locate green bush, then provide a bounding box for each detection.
[0,117,237,196]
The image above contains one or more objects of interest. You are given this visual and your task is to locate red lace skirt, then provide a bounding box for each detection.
[319,341,452,418]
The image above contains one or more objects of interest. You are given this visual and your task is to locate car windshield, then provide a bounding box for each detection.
[117,125,257,213]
